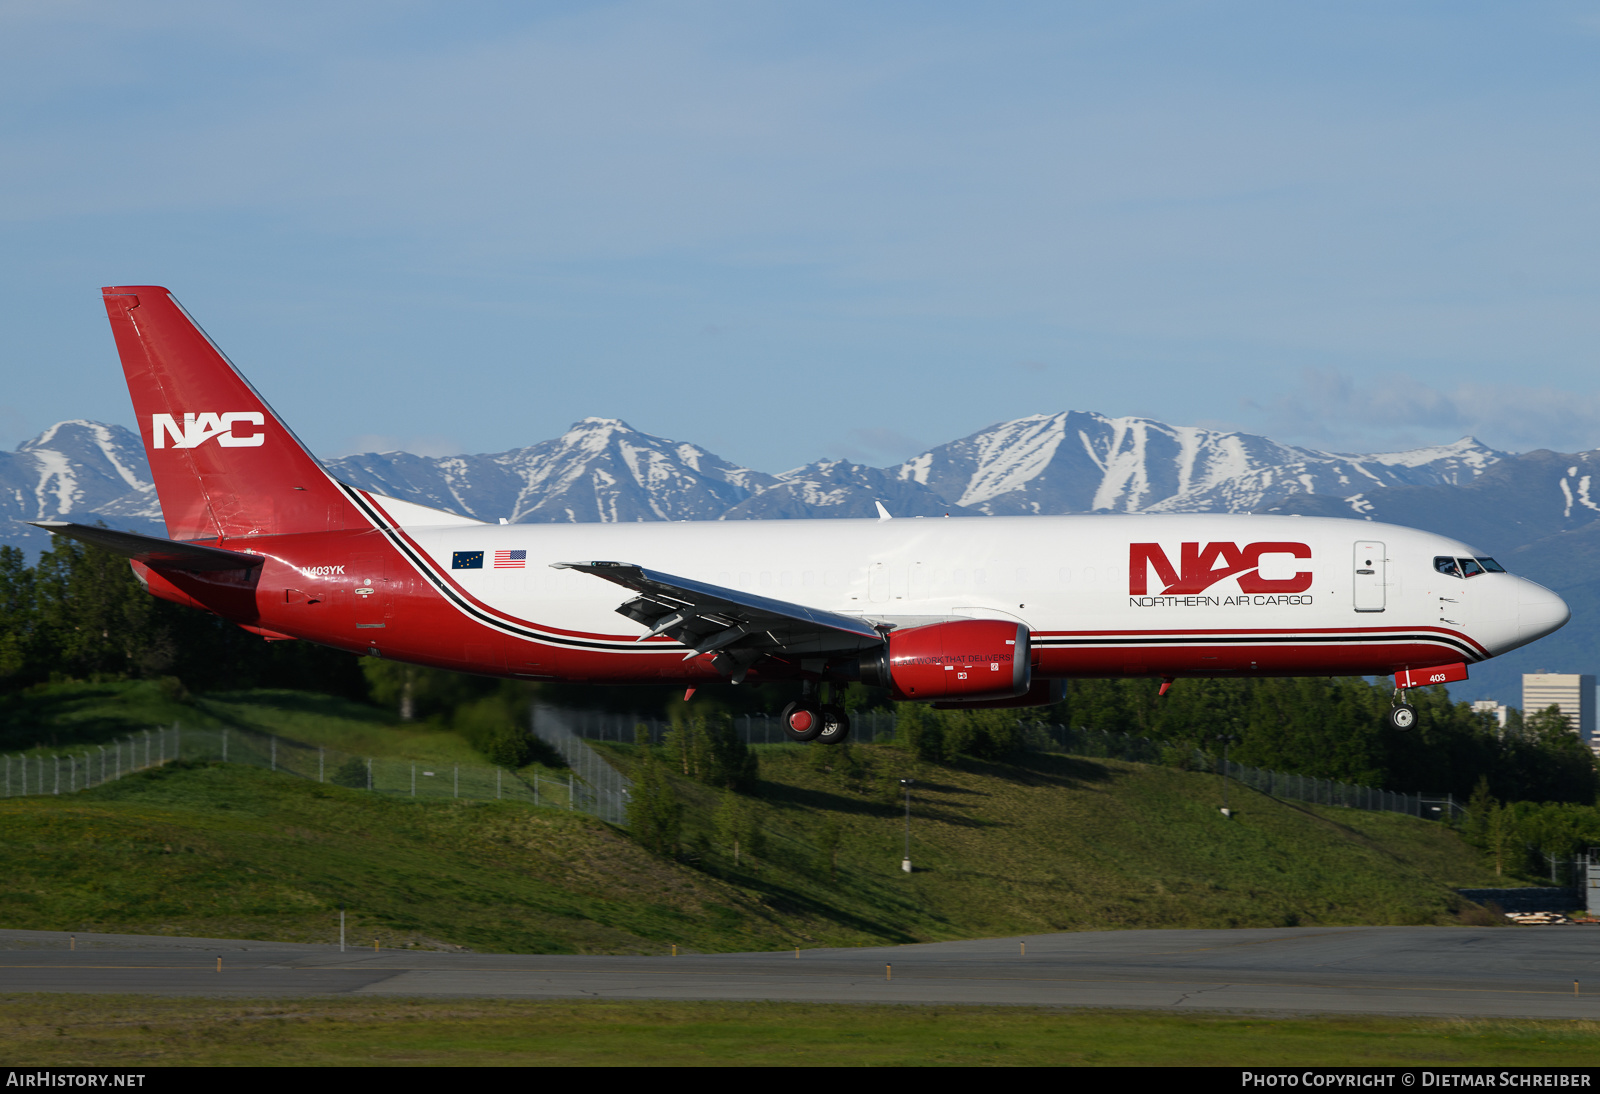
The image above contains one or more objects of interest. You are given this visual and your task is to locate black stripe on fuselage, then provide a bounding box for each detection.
[1031,631,1482,661]
[336,481,677,653]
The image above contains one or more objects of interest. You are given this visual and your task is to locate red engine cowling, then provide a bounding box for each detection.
[859,619,1031,702]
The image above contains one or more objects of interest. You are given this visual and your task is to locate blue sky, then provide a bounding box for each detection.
[3,1,1599,471]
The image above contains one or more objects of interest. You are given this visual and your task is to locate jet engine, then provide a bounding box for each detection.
[859,619,1031,702]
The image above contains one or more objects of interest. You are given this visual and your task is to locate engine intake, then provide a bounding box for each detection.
[859,619,1031,702]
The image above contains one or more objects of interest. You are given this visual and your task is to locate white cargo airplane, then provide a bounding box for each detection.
[32,287,1572,742]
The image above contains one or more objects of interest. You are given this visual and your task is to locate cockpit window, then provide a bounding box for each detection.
[1435,555,1506,578]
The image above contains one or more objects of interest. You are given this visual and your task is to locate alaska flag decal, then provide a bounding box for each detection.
[452,551,484,570]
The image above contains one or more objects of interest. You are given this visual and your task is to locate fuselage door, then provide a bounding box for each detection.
[1353,541,1386,613]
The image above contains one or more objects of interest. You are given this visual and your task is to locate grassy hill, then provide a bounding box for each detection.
[0,683,1521,951]
[0,681,486,765]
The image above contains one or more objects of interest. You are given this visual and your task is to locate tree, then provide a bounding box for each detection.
[331,757,368,789]
[660,706,758,791]
[627,728,682,857]
[714,792,764,868]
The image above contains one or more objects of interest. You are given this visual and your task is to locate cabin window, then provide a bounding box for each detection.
[1459,558,1486,578]
[1476,557,1506,573]
[1434,556,1463,578]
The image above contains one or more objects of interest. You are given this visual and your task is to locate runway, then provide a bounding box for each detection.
[3,926,1599,1018]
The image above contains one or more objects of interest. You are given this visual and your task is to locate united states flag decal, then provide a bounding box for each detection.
[494,549,527,569]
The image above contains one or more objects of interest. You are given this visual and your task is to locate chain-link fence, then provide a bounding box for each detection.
[544,704,1453,821]
[0,723,620,822]
[0,704,1459,827]
[528,705,630,826]
[1,726,177,797]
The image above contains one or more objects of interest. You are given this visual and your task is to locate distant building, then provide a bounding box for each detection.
[1521,673,1596,743]
[1471,699,1509,727]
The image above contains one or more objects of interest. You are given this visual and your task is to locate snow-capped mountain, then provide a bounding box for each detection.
[327,417,774,525]
[0,421,165,553]
[896,411,1501,516]
[0,411,1516,555]
[7,411,1595,710]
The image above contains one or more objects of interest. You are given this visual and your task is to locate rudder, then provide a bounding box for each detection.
[102,286,357,541]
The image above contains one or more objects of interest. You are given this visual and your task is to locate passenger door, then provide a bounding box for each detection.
[1353,541,1386,613]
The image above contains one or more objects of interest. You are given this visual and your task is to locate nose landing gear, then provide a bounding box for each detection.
[1387,692,1417,731]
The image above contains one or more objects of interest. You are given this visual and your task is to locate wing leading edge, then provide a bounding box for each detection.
[553,560,883,681]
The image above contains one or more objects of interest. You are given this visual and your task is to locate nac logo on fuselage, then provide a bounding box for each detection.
[151,412,265,449]
[1129,542,1313,595]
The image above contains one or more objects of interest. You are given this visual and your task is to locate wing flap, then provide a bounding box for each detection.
[553,561,884,670]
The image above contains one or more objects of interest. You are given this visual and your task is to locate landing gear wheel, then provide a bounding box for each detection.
[1387,703,1417,731]
[781,701,823,742]
[817,705,851,745]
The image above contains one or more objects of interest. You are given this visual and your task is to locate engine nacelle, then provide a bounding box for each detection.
[859,619,1031,702]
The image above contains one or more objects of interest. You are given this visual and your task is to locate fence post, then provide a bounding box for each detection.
[454,765,459,799]
[222,728,228,764]
[366,758,372,792]
[497,768,502,800]
[319,747,325,783]
[411,764,416,797]
[271,736,277,772]
[568,773,573,809]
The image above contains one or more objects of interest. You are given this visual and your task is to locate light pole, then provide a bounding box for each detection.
[1212,734,1238,817]
[900,778,914,873]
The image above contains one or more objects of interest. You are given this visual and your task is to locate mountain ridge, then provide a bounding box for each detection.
[5,411,1588,707]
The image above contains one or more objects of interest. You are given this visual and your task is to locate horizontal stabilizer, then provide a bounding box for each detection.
[28,522,264,571]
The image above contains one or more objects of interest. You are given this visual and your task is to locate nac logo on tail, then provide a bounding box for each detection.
[1130,542,1312,595]
[151,412,265,449]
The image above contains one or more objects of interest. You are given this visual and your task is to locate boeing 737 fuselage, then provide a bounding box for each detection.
[33,287,1571,742]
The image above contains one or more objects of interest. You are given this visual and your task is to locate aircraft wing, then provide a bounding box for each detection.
[28,521,264,571]
[552,561,884,675]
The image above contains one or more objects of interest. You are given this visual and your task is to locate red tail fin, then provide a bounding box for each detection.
[102,286,357,541]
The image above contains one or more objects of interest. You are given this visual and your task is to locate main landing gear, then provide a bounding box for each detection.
[781,682,851,744]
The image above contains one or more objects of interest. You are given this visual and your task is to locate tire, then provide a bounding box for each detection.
[817,705,851,745]
[1387,703,1417,731]
[781,701,823,742]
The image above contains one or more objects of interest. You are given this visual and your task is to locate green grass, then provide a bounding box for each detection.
[0,680,568,780]
[0,681,464,759]
[0,762,811,953]
[609,743,1518,946]
[4,996,1598,1066]
[0,683,1526,951]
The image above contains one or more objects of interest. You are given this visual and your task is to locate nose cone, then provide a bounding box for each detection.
[1517,579,1570,645]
